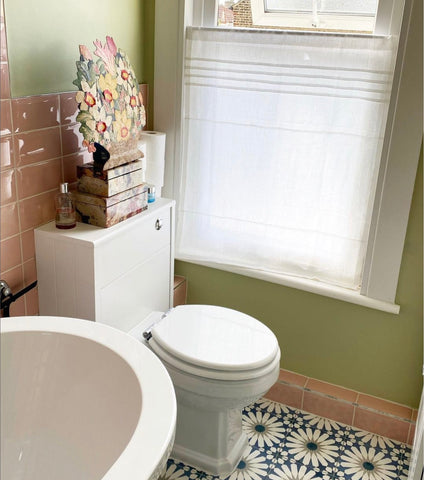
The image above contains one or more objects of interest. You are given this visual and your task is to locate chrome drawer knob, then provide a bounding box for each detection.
[155,218,163,230]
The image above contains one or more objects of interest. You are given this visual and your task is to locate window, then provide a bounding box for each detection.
[154,0,422,313]
[217,0,403,34]
[220,0,379,32]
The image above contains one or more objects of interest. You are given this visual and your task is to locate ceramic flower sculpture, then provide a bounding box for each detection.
[74,36,146,169]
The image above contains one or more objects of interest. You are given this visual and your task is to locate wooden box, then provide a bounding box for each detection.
[74,184,148,228]
[77,160,144,197]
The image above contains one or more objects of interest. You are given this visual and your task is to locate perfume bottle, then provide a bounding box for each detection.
[55,183,76,229]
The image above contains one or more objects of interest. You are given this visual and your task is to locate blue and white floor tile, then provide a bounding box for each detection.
[160,400,411,480]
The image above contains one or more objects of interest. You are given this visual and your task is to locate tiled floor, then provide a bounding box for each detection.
[161,399,411,480]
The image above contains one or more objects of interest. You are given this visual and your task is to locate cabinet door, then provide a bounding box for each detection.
[99,245,171,332]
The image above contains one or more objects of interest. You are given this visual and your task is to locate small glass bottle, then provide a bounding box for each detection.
[55,183,76,229]
[147,185,156,203]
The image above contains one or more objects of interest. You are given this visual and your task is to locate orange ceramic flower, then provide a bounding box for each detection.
[82,140,97,153]
[129,96,137,107]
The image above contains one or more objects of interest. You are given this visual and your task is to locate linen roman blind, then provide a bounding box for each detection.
[176,27,397,289]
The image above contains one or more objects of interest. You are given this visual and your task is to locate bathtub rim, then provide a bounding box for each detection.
[1,315,177,480]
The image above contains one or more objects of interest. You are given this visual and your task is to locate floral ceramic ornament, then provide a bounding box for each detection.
[74,36,146,168]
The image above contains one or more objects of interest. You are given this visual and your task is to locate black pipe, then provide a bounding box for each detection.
[0,280,38,317]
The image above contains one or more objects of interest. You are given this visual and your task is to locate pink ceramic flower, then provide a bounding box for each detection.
[106,36,117,56]
[121,126,129,139]
[83,140,97,153]
[79,44,93,60]
[103,90,114,103]
[93,38,116,74]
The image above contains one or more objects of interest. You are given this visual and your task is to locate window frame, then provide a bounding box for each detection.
[153,0,422,314]
[251,0,378,32]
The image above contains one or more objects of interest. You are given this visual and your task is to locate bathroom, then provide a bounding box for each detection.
[0,0,422,479]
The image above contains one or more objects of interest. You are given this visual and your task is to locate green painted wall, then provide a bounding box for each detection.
[176,151,423,408]
[4,0,145,97]
[143,1,155,130]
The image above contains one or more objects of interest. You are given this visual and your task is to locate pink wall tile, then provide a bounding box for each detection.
[1,202,19,239]
[61,123,84,156]
[1,62,10,99]
[279,369,308,387]
[1,235,22,272]
[0,99,12,135]
[412,409,418,422]
[21,229,35,262]
[16,158,62,200]
[265,382,303,409]
[9,296,26,316]
[0,264,23,291]
[354,407,410,444]
[59,92,79,124]
[25,287,39,316]
[357,393,412,421]
[0,135,14,169]
[62,151,91,184]
[306,378,358,403]
[14,127,61,166]
[23,258,37,285]
[1,168,16,204]
[12,94,60,133]
[18,190,56,231]
[174,278,187,306]
[408,424,416,446]
[303,391,355,426]
[0,22,8,62]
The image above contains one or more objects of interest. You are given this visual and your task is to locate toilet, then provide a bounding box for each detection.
[34,199,281,476]
[130,304,280,475]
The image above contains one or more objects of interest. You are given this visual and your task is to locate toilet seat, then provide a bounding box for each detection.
[148,305,280,381]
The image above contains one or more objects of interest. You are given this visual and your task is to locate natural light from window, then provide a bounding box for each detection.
[218,0,380,32]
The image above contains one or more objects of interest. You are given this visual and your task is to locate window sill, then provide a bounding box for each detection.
[176,256,400,314]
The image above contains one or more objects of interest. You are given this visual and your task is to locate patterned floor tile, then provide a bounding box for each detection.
[160,399,411,480]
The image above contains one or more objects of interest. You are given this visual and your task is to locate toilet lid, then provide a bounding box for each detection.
[150,305,279,372]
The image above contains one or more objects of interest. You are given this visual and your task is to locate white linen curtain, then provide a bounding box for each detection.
[176,27,396,289]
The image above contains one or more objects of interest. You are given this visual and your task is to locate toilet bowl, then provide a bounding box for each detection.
[130,304,281,476]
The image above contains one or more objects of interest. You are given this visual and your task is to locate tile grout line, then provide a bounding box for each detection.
[9,96,28,314]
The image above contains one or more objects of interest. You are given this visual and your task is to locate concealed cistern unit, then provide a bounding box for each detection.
[35,197,281,476]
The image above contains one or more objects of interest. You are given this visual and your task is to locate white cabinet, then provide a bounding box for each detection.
[35,198,175,333]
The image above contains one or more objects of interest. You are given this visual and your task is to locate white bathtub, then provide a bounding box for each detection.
[1,316,176,480]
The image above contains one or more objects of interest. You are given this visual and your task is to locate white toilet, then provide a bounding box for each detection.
[35,199,281,476]
[130,304,280,475]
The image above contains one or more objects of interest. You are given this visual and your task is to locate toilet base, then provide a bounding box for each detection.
[171,401,247,476]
